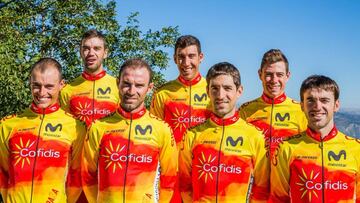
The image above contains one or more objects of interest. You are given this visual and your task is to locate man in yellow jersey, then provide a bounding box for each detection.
[61,29,119,126]
[179,62,269,202]
[270,75,360,202]
[0,58,86,203]
[150,35,211,146]
[150,35,212,202]
[239,49,307,164]
[82,58,178,203]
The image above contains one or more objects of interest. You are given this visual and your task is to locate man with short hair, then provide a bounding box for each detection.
[270,75,360,202]
[0,58,86,203]
[150,35,211,147]
[239,49,307,164]
[82,58,178,203]
[60,29,119,126]
[179,62,269,202]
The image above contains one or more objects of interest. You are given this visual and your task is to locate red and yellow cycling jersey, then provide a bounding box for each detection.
[179,112,269,203]
[0,103,86,203]
[60,70,119,126]
[270,127,360,203]
[150,73,211,145]
[239,93,307,164]
[83,106,178,203]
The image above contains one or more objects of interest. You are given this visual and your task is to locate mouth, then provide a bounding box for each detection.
[309,111,326,120]
[86,58,97,65]
[36,97,51,103]
[267,84,280,91]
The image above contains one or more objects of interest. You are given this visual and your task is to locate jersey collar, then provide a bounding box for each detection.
[82,70,106,81]
[30,102,60,114]
[177,73,202,86]
[261,92,287,104]
[118,106,146,119]
[306,126,338,142]
[210,112,239,126]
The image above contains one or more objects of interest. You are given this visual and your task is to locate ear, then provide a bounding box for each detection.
[173,54,177,64]
[285,71,291,82]
[258,68,262,80]
[147,82,154,94]
[116,78,120,88]
[300,101,305,112]
[334,99,340,112]
[59,79,65,90]
[104,48,108,59]
[237,85,243,98]
[199,52,204,63]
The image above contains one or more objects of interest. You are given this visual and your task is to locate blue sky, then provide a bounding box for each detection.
[116,0,360,109]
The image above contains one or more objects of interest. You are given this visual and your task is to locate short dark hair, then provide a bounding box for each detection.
[30,57,62,80]
[174,35,201,54]
[300,75,340,102]
[81,29,107,48]
[119,58,153,84]
[260,49,289,73]
[206,62,241,89]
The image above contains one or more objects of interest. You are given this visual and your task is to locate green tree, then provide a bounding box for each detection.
[0,0,179,117]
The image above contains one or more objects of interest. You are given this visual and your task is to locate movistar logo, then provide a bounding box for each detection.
[226,136,243,147]
[328,150,346,161]
[275,112,290,122]
[194,93,207,102]
[135,125,152,135]
[97,87,111,95]
[45,123,62,132]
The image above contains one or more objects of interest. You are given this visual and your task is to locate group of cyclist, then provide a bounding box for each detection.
[1,30,359,203]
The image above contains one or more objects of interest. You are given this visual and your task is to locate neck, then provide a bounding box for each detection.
[314,120,335,139]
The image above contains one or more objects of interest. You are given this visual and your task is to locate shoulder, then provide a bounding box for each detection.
[239,97,262,110]
[154,79,180,93]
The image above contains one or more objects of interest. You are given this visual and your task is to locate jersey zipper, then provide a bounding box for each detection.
[92,80,96,123]
[188,84,192,129]
[269,99,274,159]
[123,113,133,201]
[30,109,46,203]
[320,137,325,203]
[215,119,226,202]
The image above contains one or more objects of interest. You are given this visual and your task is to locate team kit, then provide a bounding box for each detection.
[1,30,359,203]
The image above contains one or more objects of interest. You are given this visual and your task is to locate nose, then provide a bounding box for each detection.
[182,57,190,66]
[218,87,226,98]
[88,48,95,56]
[313,100,322,110]
[39,86,47,96]
[127,85,136,95]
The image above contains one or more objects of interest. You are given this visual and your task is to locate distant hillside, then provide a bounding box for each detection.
[335,110,360,138]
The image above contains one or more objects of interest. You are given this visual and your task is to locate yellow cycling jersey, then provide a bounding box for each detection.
[82,106,178,203]
[60,70,119,126]
[179,112,269,203]
[0,103,86,203]
[270,127,360,203]
[239,93,307,164]
[150,73,211,145]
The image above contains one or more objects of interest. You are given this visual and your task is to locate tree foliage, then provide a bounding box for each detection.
[0,0,179,117]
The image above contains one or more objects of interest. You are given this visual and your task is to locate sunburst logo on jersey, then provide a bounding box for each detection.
[101,141,126,173]
[170,107,189,131]
[295,168,320,202]
[12,137,36,168]
[75,101,92,121]
[195,152,217,183]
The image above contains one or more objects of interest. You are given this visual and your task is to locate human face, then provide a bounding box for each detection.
[207,74,243,118]
[80,37,108,75]
[259,61,290,98]
[31,67,64,109]
[118,67,153,113]
[301,88,340,133]
[174,45,203,81]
